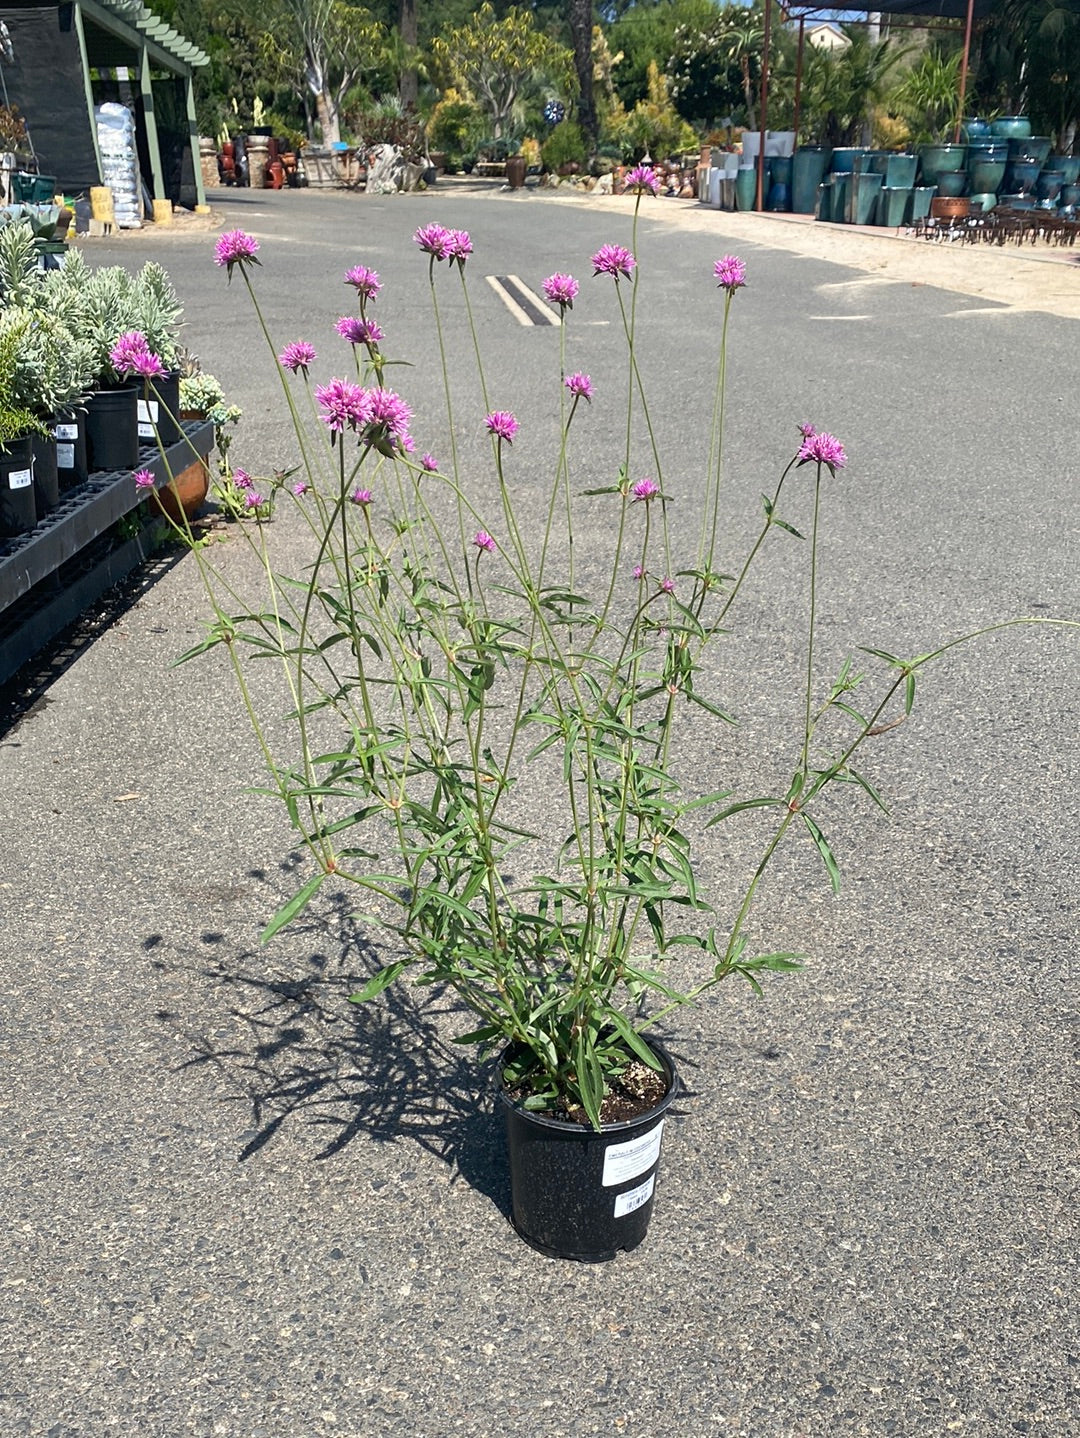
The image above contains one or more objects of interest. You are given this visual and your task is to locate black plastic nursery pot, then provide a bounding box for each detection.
[84,385,139,472]
[54,409,89,491]
[31,432,60,515]
[497,1042,679,1262]
[0,434,37,537]
[137,372,181,449]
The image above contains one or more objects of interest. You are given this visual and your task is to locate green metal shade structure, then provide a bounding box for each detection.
[755,0,997,209]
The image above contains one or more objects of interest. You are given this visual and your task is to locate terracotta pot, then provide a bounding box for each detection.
[151,457,210,523]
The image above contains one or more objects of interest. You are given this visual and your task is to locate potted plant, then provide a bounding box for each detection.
[179,211,1076,1263]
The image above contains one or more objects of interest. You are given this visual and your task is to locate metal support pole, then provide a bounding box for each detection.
[793,15,805,147]
[756,0,773,211]
[954,0,976,143]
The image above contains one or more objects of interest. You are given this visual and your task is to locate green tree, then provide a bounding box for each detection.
[431,3,575,139]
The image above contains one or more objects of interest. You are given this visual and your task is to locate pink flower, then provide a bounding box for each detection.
[564,372,593,401]
[336,316,383,347]
[414,223,452,260]
[631,477,660,502]
[131,351,166,379]
[660,576,675,594]
[279,341,317,375]
[798,430,847,473]
[485,411,519,444]
[232,468,253,490]
[542,273,579,309]
[214,229,260,275]
[350,487,373,506]
[473,530,496,553]
[344,265,381,300]
[244,491,265,509]
[292,481,309,497]
[592,243,636,281]
[133,468,155,491]
[625,164,658,195]
[713,255,747,293]
[421,453,439,472]
[110,330,150,376]
[315,378,372,433]
[447,229,472,268]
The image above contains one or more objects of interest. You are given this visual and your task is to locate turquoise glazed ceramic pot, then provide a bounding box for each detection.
[918,143,966,184]
[1050,156,1080,185]
[792,146,830,213]
[936,170,968,197]
[990,116,1031,140]
[969,159,1006,193]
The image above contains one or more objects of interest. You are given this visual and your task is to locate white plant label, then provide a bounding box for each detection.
[8,468,32,490]
[138,399,159,438]
[613,1173,655,1219]
[57,444,75,467]
[601,1120,664,1187]
[54,423,78,441]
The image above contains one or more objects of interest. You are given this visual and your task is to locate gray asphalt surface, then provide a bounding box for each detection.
[1,187,1077,1437]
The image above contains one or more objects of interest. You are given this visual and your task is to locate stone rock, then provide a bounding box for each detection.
[367,144,426,194]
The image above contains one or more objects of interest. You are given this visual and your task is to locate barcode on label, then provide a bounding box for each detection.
[614,1173,655,1219]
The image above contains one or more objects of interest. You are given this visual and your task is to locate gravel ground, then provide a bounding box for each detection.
[1,188,1076,1438]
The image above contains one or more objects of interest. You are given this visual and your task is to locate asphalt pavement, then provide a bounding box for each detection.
[1,186,1077,1437]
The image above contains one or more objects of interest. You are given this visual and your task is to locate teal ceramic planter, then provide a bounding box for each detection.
[1050,156,1080,185]
[792,146,830,213]
[734,167,757,211]
[969,159,1006,193]
[936,170,968,198]
[876,186,912,227]
[829,172,852,222]
[918,144,966,185]
[990,116,1031,140]
[830,147,867,174]
[847,170,883,225]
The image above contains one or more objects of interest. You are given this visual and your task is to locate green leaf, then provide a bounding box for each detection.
[802,813,841,893]
[260,870,327,943]
[349,959,411,1002]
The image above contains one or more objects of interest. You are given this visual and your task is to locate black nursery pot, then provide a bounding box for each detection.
[497,1041,679,1262]
[85,385,139,472]
[54,409,89,491]
[31,431,60,515]
[0,434,37,537]
[137,371,181,448]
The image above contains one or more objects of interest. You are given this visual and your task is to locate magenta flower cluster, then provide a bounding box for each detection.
[797,427,847,472]
[279,340,317,375]
[485,411,519,444]
[542,273,579,309]
[214,229,260,276]
[713,256,747,293]
[592,244,636,281]
[110,331,163,380]
[344,265,381,301]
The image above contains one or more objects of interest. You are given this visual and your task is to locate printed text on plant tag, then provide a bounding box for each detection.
[601,1120,664,1186]
[613,1173,655,1219]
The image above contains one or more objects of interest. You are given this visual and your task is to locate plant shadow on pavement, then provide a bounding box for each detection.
[146,863,510,1217]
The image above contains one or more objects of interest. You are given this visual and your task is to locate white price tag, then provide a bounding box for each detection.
[613,1173,655,1219]
[57,443,75,467]
[602,1120,664,1187]
[8,467,32,490]
[54,423,78,441]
